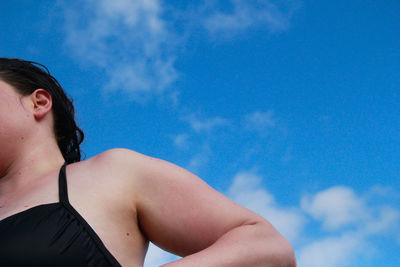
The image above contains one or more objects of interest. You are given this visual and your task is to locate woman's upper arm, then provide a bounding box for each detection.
[128,152,276,257]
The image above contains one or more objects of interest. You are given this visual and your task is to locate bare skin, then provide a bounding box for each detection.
[0,80,296,267]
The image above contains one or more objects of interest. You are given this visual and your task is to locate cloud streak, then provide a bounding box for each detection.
[301,186,369,230]
[244,110,276,132]
[227,172,400,267]
[172,133,190,149]
[201,0,296,35]
[62,0,178,102]
[297,232,365,267]
[228,171,306,242]
[143,170,400,266]
[60,1,298,102]
[298,186,400,267]
[183,114,230,133]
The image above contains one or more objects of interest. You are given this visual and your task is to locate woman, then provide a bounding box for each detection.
[0,58,296,266]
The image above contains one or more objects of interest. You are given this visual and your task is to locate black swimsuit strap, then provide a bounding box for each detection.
[58,163,69,204]
[56,163,122,266]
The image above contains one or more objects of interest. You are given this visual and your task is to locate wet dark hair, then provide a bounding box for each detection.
[0,58,84,163]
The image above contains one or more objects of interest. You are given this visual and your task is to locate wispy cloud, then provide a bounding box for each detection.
[298,186,400,267]
[186,144,212,174]
[60,1,298,102]
[227,173,400,267]
[301,186,369,230]
[172,133,190,149]
[142,171,400,266]
[201,0,297,35]
[361,206,400,236]
[62,0,178,102]
[228,171,306,242]
[244,110,276,133]
[297,233,366,267]
[184,114,230,133]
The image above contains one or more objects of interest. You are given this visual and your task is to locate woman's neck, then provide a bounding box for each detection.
[0,136,65,198]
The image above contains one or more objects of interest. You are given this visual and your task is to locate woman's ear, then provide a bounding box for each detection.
[31,89,52,120]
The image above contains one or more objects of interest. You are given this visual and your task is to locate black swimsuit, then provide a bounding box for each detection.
[0,164,122,266]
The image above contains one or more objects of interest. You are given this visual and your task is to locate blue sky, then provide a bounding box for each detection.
[1,1,399,266]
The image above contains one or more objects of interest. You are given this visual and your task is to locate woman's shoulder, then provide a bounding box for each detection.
[92,148,157,164]
[88,148,177,174]
[92,148,145,161]
[73,148,171,190]
[79,148,147,171]
[81,148,196,198]
[65,149,148,209]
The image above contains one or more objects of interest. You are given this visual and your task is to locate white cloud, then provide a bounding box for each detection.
[179,113,230,174]
[361,206,400,237]
[186,145,211,174]
[244,111,276,135]
[297,233,365,267]
[62,0,178,102]
[301,186,369,230]
[141,176,399,266]
[298,186,400,267]
[228,175,400,266]
[202,0,296,35]
[103,59,178,101]
[60,1,298,102]
[367,185,400,200]
[228,171,306,242]
[184,114,230,133]
[172,133,189,149]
